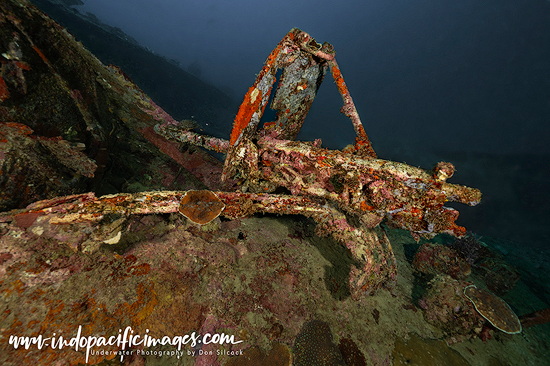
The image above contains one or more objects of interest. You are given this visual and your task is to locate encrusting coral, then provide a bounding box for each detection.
[154,28,482,298]
[463,285,522,334]
[412,242,471,280]
[418,275,485,340]
[292,320,346,366]
[178,190,225,224]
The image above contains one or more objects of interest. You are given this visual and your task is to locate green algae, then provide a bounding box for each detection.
[392,333,469,366]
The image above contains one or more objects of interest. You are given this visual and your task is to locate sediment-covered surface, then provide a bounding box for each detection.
[0,209,548,365]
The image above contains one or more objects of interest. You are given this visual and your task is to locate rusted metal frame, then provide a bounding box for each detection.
[227,28,328,147]
[221,31,301,181]
[253,137,481,238]
[294,32,376,158]
[266,34,329,140]
[154,124,230,153]
[6,190,396,294]
[159,28,373,179]
[228,31,301,148]
[154,122,481,235]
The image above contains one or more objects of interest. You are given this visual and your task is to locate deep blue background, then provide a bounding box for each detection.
[74,0,550,158]
[39,0,550,253]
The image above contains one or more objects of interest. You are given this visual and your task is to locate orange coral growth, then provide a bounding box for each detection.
[229,40,284,146]
[178,190,226,224]
[330,63,347,97]
[230,86,263,146]
[15,61,31,71]
[130,281,159,325]
[129,263,151,276]
[360,201,375,211]
[1,279,26,297]
[261,43,283,74]
[451,224,467,237]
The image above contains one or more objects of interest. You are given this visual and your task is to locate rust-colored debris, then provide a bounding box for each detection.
[178,190,225,224]
[464,285,522,334]
[152,28,481,297]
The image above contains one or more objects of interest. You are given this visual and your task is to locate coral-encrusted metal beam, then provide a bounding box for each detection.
[153,121,481,239]
[253,136,481,238]
[1,190,396,297]
[222,28,377,181]
[327,58,376,157]
[154,124,230,153]
[293,32,376,157]
[150,28,482,297]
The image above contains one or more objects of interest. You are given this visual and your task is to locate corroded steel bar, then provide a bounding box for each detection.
[223,28,378,181]
[327,58,376,157]
[293,31,376,157]
[228,31,296,147]
[250,136,481,238]
[2,190,396,296]
[156,120,480,239]
[154,124,230,153]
